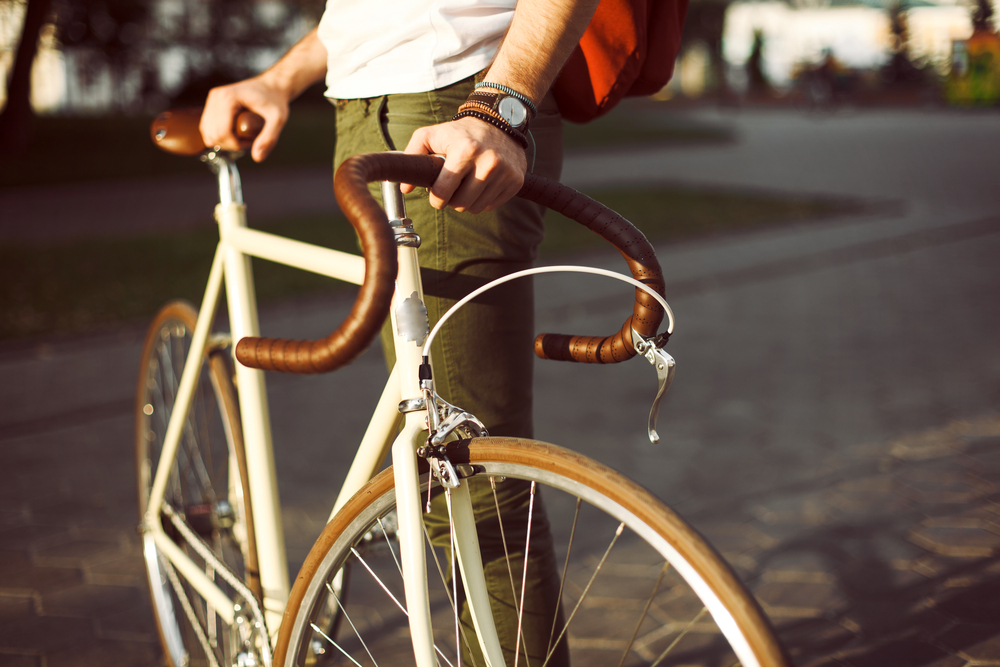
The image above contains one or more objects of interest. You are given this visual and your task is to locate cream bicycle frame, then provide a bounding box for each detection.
[140,153,507,667]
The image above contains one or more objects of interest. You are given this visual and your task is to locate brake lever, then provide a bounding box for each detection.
[631,329,676,444]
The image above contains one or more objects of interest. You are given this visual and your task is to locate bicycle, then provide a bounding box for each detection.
[136,107,790,667]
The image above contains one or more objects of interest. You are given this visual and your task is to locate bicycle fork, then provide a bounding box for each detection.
[382,181,507,667]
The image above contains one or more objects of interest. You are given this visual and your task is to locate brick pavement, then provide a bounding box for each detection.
[704,415,1000,667]
[4,413,996,665]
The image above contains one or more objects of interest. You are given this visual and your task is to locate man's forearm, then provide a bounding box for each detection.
[402,0,600,213]
[258,27,328,102]
[483,0,601,105]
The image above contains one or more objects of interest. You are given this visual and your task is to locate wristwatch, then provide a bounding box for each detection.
[467,91,532,133]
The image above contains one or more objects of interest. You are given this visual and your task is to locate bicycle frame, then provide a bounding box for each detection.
[140,152,507,667]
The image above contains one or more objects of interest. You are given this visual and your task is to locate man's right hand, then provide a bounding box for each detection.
[199,28,327,162]
[200,76,290,163]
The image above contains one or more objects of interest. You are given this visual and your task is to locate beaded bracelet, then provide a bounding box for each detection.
[452,109,529,149]
[473,82,538,115]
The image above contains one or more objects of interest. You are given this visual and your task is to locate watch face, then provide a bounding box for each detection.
[497,96,528,129]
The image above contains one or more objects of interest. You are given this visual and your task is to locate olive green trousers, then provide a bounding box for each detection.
[332,78,568,667]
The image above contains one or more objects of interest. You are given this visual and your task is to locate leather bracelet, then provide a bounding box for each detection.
[452,109,529,149]
[474,82,538,115]
[458,100,505,119]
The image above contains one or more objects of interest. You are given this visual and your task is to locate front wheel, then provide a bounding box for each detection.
[276,437,789,667]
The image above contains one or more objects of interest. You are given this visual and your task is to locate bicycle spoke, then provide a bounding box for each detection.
[139,305,259,667]
[158,340,176,396]
[488,477,533,667]
[185,387,218,506]
[617,562,670,667]
[282,440,784,667]
[649,606,709,667]
[377,515,403,579]
[445,490,462,667]
[542,522,625,667]
[548,498,580,656]
[163,554,221,667]
[205,555,218,649]
[435,640,457,667]
[347,543,457,667]
[512,481,536,667]
[311,622,368,667]
[325,582,379,667]
[423,517,478,667]
[351,547,407,616]
[156,338,212,509]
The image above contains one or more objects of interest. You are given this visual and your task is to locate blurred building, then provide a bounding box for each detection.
[4,0,991,110]
[665,0,983,97]
[725,0,973,90]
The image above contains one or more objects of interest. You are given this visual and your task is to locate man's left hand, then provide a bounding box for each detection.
[401,117,527,214]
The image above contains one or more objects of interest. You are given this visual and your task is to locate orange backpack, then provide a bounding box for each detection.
[551,0,689,123]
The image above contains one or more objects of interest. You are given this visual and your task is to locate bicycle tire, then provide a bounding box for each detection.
[276,437,789,667]
[136,300,261,667]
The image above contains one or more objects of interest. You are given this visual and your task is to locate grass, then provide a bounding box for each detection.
[0,98,728,188]
[0,213,360,341]
[540,186,859,256]
[560,100,735,150]
[0,185,859,341]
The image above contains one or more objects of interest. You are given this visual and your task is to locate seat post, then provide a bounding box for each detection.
[205,151,244,206]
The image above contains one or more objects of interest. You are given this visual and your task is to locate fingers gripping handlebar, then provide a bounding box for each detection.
[234,152,665,373]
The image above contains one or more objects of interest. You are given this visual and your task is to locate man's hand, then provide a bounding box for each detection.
[401,117,527,214]
[199,27,327,163]
[200,77,289,163]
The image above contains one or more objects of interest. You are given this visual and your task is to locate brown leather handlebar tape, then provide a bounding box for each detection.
[234,153,446,374]
[517,174,665,364]
[150,107,264,156]
[227,151,659,373]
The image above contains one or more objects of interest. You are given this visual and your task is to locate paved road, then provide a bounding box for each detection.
[2,107,999,666]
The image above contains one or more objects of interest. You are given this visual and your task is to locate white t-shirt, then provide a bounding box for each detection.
[317,0,516,99]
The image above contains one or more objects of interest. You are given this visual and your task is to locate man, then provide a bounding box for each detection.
[200,1,600,663]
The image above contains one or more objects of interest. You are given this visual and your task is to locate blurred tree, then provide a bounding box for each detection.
[50,0,153,111]
[156,0,322,105]
[887,1,909,56]
[0,0,51,155]
[883,1,925,86]
[746,28,771,96]
[972,0,995,30]
[1,0,322,135]
[680,0,731,96]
